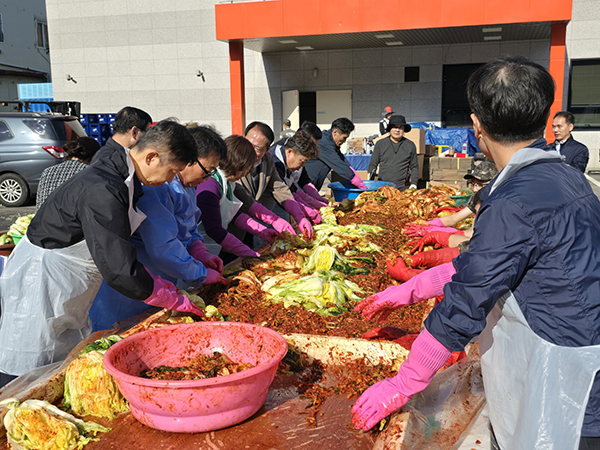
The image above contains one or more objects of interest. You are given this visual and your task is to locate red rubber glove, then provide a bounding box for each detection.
[188,240,223,273]
[433,206,462,214]
[350,167,368,190]
[352,327,452,431]
[249,201,296,235]
[144,275,205,315]
[409,230,464,253]
[283,199,313,239]
[409,247,460,268]
[355,262,455,322]
[303,182,328,205]
[386,255,423,282]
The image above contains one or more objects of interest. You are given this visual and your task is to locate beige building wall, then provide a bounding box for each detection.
[46,0,597,156]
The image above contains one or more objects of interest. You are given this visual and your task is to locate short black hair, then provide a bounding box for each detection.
[467,56,555,145]
[63,137,101,164]
[185,123,227,161]
[244,121,275,147]
[331,117,355,135]
[285,129,320,159]
[134,119,198,166]
[299,121,322,140]
[112,106,153,134]
[554,111,575,126]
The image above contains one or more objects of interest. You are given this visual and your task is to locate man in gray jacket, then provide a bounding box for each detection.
[368,115,419,190]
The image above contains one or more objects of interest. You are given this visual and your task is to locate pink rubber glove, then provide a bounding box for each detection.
[303,182,328,205]
[233,213,280,243]
[352,327,452,431]
[144,275,205,315]
[350,167,368,190]
[188,239,223,273]
[427,217,445,227]
[355,262,455,322]
[249,201,295,235]
[204,268,228,285]
[292,192,322,224]
[296,188,328,209]
[220,232,260,258]
[283,199,313,239]
[404,223,463,237]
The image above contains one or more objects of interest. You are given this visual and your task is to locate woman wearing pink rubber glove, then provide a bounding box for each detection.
[197,135,276,260]
[355,262,455,322]
[351,327,451,431]
[144,274,209,315]
[188,239,223,273]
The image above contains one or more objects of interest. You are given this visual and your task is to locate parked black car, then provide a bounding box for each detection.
[0,112,87,206]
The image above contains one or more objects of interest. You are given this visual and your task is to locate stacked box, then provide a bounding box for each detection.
[406,129,426,155]
[427,156,472,188]
[347,138,364,154]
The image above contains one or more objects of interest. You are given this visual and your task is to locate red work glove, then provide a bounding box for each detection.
[409,230,464,253]
[409,247,460,268]
[386,255,424,282]
[188,240,224,273]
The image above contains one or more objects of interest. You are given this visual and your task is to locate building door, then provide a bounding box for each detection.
[442,64,482,128]
[316,90,352,131]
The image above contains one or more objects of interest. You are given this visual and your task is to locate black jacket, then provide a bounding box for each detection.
[27,145,153,300]
[554,135,589,173]
[304,129,354,190]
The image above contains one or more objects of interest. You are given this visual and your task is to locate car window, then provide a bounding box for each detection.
[23,118,57,140]
[51,119,86,141]
[0,121,13,142]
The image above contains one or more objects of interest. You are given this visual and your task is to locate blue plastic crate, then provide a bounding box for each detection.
[98,114,111,123]
[99,123,111,134]
[87,114,99,124]
[79,114,88,125]
[329,180,397,202]
[89,124,100,134]
[108,114,116,123]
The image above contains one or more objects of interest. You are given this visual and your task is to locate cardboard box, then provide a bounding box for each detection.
[405,128,426,155]
[418,154,431,180]
[425,144,438,156]
[428,180,469,189]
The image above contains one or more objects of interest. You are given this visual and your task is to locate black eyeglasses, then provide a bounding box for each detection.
[198,160,217,179]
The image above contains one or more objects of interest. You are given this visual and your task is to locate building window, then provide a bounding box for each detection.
[36,20,48,49]
[568,59,600,129]
[0,121,13,142]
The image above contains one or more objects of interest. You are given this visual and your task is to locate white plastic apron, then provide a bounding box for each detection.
[198,168,242,255]
[479,294,600,449]
[0,151,145,375]
[275,145,301,189]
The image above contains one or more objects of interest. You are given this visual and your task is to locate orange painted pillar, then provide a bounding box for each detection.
[229,41,246,135]
[546,24,567,142]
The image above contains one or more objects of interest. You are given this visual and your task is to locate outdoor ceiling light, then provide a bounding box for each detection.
[482,27,502,33]
[375,33,395,39]
[296,46,314,50]
[385,41,404,46]
[483,35,502,41]
[279,39,298,44]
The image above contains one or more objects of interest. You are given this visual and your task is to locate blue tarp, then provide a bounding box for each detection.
[408,122,480,156]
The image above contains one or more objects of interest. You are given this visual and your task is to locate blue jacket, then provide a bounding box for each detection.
[554,135,589,173]
[304,129,354,190]
[89,176,207,331]
[425,139,600,436]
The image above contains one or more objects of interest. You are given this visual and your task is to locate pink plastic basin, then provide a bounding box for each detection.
[103,321,288,433]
